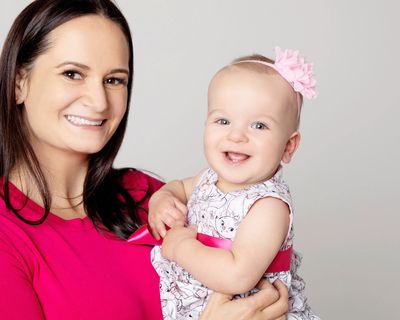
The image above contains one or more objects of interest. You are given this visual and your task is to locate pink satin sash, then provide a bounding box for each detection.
[128,224,292,273]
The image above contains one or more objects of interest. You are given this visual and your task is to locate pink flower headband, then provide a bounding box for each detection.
[233,47,317,102]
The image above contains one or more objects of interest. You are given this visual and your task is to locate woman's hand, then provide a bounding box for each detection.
[200,279,289,320]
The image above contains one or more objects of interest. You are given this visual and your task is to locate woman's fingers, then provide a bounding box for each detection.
[199,292,233,320]
[259,280,289,320]
[272,280,288,301]
[200,282,289,320]
[207,291,232,304]
[247,279,280,310]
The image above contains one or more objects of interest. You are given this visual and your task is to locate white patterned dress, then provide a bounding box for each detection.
[151,167,320,320]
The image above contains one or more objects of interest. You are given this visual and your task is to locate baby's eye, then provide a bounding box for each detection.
[63,70,83,80]
[216,118,230,125]
[251,122,268,130]
[105,77,127,86]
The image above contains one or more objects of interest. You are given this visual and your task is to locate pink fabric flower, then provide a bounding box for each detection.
[273,47,317,99]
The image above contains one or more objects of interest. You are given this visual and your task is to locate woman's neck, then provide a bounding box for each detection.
[10,150,90,220]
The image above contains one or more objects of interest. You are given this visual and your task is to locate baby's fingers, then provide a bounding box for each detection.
[165,208,186,227]
[173,199,188,216]
[153,220,168,239]
[151,213,178,239]
[148,220,162,240]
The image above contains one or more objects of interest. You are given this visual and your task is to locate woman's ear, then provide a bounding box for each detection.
[281,131,301,164]
[15,69,28,104]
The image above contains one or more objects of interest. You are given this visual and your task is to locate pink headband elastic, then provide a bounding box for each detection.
[233,47,317,113]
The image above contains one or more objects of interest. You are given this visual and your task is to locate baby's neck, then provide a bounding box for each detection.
[214,166,282,193]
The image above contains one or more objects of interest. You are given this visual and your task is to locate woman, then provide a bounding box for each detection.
[0,0,292,319]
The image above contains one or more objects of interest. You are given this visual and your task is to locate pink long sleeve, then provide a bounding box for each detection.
[0,169,164,320]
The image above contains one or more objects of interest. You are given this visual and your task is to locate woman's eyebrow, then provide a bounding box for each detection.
[55,62,129,75]
[55,61,90,69]
[110,68,129,75]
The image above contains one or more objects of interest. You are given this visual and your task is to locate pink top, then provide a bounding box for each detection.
[0,169,164,320]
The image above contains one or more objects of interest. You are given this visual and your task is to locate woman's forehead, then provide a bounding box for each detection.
[38,15,129,70]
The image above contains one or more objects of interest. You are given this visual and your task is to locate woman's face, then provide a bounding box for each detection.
[15,15,130,159]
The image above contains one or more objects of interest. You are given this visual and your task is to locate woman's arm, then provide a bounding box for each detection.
[162,197,290,294]
[200,279,289,320]
[0,240,45,319]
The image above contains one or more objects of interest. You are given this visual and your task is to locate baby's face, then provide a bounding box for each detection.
[204,67,299,192]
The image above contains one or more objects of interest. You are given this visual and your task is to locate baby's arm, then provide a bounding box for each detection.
[161,197,290,295]
[148,174,198,240]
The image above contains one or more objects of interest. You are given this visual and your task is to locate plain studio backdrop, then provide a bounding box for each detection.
[1,1,398,319]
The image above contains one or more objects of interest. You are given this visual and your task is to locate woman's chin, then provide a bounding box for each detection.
[65,142,107,156]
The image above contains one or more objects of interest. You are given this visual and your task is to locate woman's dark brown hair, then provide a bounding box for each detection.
[0,0,141,239]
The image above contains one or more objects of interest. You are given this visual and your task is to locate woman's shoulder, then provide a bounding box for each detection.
[0,209,35,274]
[120,168,164,189]
[119,168,165,202]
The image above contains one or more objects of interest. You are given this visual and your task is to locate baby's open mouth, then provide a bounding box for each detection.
[224,152,250,163]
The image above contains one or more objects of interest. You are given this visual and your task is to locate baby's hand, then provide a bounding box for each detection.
[161,225,197,261]
[148,190,188,240]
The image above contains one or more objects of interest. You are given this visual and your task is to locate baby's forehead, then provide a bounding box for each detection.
[211,65,288,90]
[216,63,277,78]
[209,66,299,126]
[210,65,296,102]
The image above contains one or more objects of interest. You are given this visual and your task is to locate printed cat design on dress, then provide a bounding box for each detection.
[214,212,240,239]
[152,167,297,319]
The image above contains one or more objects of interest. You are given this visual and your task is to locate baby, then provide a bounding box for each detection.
[149,47,318,319]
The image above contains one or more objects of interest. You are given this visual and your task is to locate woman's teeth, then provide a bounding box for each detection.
[66,115,103,126]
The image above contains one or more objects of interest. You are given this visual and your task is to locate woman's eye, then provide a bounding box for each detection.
[216,119,230,125]
[62,70,83,80]
[105,77,127,86]
[251,122,268,130]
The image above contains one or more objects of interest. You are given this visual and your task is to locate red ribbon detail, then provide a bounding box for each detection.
[128,224,291,273]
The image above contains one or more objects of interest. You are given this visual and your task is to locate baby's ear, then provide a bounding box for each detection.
[15,69,29,104]
[281,131,301,164]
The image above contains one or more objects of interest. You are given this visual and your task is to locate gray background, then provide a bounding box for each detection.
[1,1,399,319]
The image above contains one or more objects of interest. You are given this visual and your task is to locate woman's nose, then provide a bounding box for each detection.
[83,80,108,112]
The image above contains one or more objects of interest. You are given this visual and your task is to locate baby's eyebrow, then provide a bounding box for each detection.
[207,109,223,117]
[256,115,279,125]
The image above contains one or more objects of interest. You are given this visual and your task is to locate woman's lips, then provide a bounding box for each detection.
[65,115,105,126]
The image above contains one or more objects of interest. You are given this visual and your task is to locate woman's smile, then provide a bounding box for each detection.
[65,115,106,127]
